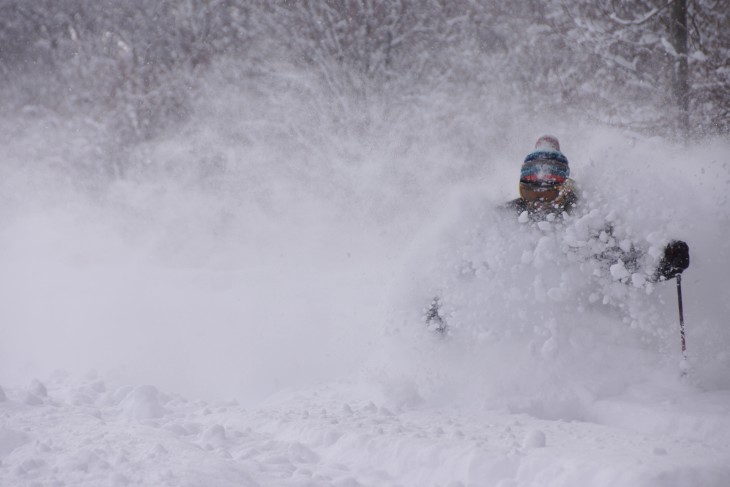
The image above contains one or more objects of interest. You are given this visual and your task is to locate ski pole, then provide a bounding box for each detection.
[676,274,688,374]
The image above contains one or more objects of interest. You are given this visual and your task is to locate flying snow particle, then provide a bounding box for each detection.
[631,273,647,288]
[610,261,630,280]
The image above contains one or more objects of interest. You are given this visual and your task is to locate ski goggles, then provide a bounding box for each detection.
[519,181,562,203]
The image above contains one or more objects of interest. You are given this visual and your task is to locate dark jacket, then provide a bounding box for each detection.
[502,184,687,283]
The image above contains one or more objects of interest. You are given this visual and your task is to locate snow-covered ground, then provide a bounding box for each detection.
[2,374,730,486]
[2,119,730,487]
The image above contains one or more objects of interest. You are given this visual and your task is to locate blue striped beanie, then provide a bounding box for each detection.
[520,135,570,187]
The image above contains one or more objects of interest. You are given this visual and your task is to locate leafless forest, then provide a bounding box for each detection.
[1,1,728,185]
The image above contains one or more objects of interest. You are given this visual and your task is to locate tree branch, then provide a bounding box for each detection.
[608,2,669,26]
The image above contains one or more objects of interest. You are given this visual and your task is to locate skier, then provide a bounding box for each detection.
[425,135,690,333]
[503,134,578,217]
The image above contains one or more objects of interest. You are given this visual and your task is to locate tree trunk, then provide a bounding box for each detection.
[671,0,690,141]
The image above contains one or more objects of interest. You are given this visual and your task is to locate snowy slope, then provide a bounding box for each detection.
[2,375,729,487]
[2,123,730,487]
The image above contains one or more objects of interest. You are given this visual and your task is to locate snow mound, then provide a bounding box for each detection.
[0,427,29,458]
[117,385,169,420]
[521,429,546,449]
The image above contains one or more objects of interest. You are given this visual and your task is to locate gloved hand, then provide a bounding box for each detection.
[655,240,690,280]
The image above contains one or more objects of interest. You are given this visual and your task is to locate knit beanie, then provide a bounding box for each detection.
[520,135,570,187]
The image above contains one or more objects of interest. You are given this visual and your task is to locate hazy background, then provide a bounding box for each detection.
[1,0,728,403]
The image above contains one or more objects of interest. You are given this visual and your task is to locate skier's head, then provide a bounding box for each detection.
[519,135,571,209]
